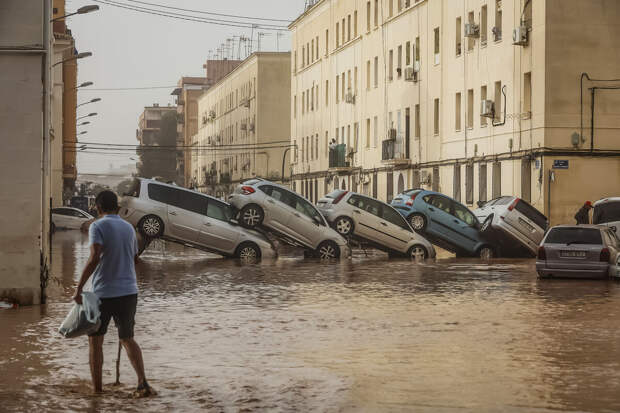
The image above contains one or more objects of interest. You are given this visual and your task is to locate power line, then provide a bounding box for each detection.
[93,0,288,31]
[66,144,295,153]
[74,140,292,149]
[122,0,292,23]
[83,85,177,91]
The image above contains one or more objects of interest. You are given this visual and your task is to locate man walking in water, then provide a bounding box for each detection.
[73,190,153,396]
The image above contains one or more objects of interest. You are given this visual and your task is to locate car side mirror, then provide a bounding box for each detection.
[476,201,485,208]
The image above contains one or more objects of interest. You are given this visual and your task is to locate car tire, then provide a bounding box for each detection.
[481,215,494,234]
[138,215,164,238]
[478,245,495,259]
[408,213,427,231]
[236,242,261,263]
[408,245,428,260]
[334,216,354,237]
[239,204,264,229]
[317,240,340,259]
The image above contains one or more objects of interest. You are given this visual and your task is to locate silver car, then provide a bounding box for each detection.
[474,196,548,257]
[228,179,350,259]
[317,190,436,260]
[593,197,620,237]
[52,207,94,230]
[119,178,276,261]
[536,225,620,279]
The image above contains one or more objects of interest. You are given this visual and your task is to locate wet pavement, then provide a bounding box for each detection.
[3,231,620,412]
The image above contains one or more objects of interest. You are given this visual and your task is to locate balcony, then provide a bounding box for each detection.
[328,144,352,171]
[381,139,410,165]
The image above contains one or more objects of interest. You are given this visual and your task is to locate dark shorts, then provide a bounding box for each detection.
[89,294,137,339]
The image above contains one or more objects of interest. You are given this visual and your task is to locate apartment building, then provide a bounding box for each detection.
[290,0,620,224]
[136,104,178,182]
[190,52,291,198]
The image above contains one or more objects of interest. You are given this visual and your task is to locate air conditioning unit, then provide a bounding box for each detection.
[492,26,502,42]
[345,92,355,104]
[240,123,247,131]
[209,110,216,119]
[464,23,480,38]
[480,100,495,118]
[388,128,397,140]
[414,61,420,72]
[404,67,418,82]
[513,25,528,46]
[248,123,255,132]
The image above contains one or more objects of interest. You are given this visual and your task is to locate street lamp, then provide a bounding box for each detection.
[51,5,99,22]
[52,51,92,67]
[74,81,94,90]
[77,112,97,121]
[78,131,88,135]
[77,97,101,108]
[78,121,91,126]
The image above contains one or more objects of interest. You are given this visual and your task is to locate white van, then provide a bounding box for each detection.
[593,198,620,237]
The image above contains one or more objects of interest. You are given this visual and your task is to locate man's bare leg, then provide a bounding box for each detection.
[89,336,104,393]
[120,338,146,385]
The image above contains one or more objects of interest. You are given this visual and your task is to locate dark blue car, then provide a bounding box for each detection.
[391,189,495,258]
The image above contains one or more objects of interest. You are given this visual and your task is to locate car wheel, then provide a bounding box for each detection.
[239,205,264,229]
[334,216,354,236]
[408,245,428,260]
[481,215,494,233]
[408,213,427,231]
[479,245,495,259]
[236,242,261,263]
[138,215,164,238]
[317,240,340,259]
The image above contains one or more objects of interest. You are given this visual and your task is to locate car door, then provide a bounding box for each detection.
[52,208,68,228]
[379,203,414,252]
[286,193,324,248]
[259,185,293,232]
[165,188,206,243]
[451,202,482,253]
[198,198,240,254]
[423,195,455,239]
[348,195,384,242]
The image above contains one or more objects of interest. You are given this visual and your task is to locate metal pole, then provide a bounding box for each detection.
[590,87,595,152]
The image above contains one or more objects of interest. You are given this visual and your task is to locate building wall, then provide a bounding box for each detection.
[191,52,291,197]
[0,0,49,305]
[51,42,65,207]
[290,0,620,223]
[62,48,77,198]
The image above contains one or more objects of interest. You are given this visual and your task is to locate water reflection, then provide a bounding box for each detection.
[1,233,620,411]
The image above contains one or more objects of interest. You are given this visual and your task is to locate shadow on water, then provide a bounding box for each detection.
[2,233,620,411]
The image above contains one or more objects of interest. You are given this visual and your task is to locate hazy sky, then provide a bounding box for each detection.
[66,0,303,174]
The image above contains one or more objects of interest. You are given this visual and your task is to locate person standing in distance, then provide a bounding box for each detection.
[73,190,153,396]
[574,201,593,225]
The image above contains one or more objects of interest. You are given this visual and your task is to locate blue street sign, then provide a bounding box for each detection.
[552,160,569,169]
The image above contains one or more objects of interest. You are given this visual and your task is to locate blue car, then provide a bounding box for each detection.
[391,189,495,258]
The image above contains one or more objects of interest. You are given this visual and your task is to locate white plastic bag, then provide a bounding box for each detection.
[58,292,101,338]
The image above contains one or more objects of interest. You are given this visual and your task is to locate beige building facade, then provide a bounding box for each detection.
[290,0,620,225]
[190,52,291,197]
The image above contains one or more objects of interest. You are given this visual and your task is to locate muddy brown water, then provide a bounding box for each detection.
[2,231,620,412]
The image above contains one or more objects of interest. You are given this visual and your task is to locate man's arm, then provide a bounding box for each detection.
[72,243,103,304]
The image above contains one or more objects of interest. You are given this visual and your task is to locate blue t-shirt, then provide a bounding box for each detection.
[88,215,139,299]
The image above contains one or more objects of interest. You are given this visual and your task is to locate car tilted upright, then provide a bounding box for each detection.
[317,190,436,259]
[536,225,620,279]
[474,196,548,257]
[391,189,495,258]
[228,179,350,259]
[119,178,276,261]
[593,197,620,237]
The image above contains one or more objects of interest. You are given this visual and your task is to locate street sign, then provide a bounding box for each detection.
[552,160,569,169]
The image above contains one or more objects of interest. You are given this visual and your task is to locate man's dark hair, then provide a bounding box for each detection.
[95,190,119,213]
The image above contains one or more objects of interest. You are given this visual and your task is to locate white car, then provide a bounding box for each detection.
[593,197,620,237]
[52,207,93,230]
[474,196,548,257]
[228,179,351,259]
[317,190,436,260]
[119,178,276,261]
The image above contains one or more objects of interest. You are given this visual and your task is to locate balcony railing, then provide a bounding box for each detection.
[329,144,348,168]
[382,139,406,161]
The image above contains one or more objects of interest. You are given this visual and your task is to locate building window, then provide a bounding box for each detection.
[389,0,394,17]
[325,131,329,156]
[479,163,487,202]
[413,104,421,139]
[374,0,379,26]
[373,115,378,147]
[336,75,339,102]
[325,80,329,106]
[398,0,403,12]
[406,41,411,65]
[302,91,305,114]
[354,10,358,37]
[397,45,402,78]
[456,17,462,56]
[294,50,297,72]
[315,135,319,161]
[316,36,319,59]
[492,161,501,198]
[494,81,502,121]
[366,60,371,89]
[354,66,358,94]
[481,5,488,45]
[342,18,345,43]
[494,0,502,41]
[415,36,420,64]
[434,27,440,64]
[354,122,359,152]
[347,14,351,41]
[524,72,532,116]
[325,29,329,55]
[294,95,297,118]
[366,118,371,148]
[311,39,314,61]
[453,164,461,202]
[467,89,474,129]
[347,124,351,148]
[434,98,440,135]
[467,12,475,51]
[301,45,305,67]
[481,85,488,126]
[336,22,339,47]
[342,72,346,100]
[455,92,462,131]
[388,50,394,80]
[466,164,474,204]
[374,56,379,87]
[367,1,371,32]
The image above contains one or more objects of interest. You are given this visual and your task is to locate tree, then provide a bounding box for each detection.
[137,111,177,181]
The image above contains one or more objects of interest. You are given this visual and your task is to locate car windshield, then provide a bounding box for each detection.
[325,190,347,199]
[545,228,602,245]
[593,202,620,224]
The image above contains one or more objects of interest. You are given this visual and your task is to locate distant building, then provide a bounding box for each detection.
[136,104,178,182]
[191,52,291,197]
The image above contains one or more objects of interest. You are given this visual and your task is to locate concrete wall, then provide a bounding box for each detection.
[0,0,48,305]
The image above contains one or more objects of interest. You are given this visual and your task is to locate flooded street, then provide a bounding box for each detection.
[3,232,620,412]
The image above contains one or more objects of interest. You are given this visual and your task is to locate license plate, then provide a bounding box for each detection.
[518,217,535,232]
[560,250,586,258]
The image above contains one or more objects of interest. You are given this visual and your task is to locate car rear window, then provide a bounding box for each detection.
[325,190,347,199]
[593,202,620,224]
[545,228,602,245]
[514,200,548,230]
[493,196,513,206]
[243,179,262,186]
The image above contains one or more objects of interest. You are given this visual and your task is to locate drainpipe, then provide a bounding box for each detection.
[281,147,291,183]
[590,87,595,152]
